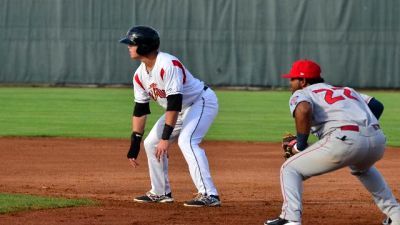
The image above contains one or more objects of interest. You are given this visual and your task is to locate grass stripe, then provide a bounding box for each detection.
[0,87,399,146]
[0,193,96,214]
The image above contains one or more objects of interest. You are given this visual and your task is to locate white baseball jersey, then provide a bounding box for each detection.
[132,51,219,197]
[133,52,204,109]
[288,83,379,138]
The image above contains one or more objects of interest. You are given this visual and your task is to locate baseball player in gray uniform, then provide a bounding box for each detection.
[264,59,400,225]
[119,25,220,207]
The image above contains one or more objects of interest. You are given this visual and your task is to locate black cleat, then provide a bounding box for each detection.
[183,193,221,207]
[134,191,174,203]
[264,217,301,225]
[383,217,392,225]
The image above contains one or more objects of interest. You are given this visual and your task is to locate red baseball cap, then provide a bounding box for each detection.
[282,59,321,79]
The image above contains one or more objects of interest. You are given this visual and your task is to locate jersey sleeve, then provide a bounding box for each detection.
[359,93,373,104]
[289,90,312,116]
[162,61,185,96]
[133,73,150,103]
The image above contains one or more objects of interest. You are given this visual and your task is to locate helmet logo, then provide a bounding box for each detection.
[129,33,138,42]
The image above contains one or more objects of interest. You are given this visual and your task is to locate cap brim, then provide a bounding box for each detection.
[119,38,132,45]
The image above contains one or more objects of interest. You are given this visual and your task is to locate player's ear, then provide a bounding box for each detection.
[300,78,308,88]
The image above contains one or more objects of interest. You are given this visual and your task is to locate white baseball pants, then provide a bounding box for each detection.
[143,88,219,196]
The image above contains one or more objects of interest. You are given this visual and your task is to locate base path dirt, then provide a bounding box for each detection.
[0,137,399,225]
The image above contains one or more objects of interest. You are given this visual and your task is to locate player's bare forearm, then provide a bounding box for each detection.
[133,115,147,134]
[294,102,312,134]
[164,111,179,127]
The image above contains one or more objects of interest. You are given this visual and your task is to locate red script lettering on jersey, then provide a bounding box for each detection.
[149,83,166,100]
[312,87,358,104]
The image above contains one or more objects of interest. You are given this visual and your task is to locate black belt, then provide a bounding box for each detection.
[203,86,209,91]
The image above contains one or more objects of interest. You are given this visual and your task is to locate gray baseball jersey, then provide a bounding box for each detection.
[289,83,378,138]
[279,83,400,224]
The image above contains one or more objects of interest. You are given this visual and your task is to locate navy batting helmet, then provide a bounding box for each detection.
[119,26,160,55]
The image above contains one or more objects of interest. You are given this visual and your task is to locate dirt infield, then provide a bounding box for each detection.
[0,137,399,225]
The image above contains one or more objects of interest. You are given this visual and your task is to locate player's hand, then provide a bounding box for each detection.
[156,140,170,162]
[128,158,139,168]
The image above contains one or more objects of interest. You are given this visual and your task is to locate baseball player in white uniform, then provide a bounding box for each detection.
[119,26,220,207]
[265,59,400,225]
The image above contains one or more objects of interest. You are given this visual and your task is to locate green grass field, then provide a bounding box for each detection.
[0,193,95,214]
[0,87,399,146]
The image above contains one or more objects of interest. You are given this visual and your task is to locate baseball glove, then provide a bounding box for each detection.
[282,133,297,159]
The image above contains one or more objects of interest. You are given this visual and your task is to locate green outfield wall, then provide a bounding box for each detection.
[0,0,399,88]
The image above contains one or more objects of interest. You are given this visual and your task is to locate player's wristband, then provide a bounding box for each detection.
[296,133,309,151]
[161,124,174,140]
[127,132,143,159]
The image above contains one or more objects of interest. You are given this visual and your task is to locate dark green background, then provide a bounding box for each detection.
[1,0,399,88]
